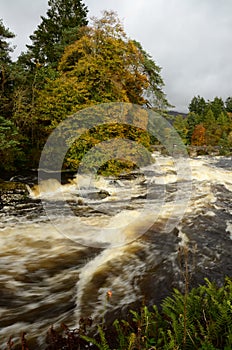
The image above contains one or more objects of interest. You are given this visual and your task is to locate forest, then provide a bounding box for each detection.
[1,0,232,175]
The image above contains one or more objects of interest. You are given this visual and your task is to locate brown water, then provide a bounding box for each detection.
[0,155,231,347]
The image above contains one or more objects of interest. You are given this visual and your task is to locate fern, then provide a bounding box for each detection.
[113,319,128,349]
[161,277,232,349]
[128,332,136,350]
[71,277,232,350]
[98,326,111,350]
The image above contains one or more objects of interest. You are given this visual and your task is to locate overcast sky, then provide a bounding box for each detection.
[1,0,232,112]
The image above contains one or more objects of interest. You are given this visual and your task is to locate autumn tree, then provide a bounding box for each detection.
[32,11,168,171]
[191,123,206,146]
[186,112,201,143]
[36,11,168,127]
[185,95,232,148]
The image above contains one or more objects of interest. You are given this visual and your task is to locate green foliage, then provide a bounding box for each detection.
[209,97,226,119]
[0,19,15,118]
[64,122,152,174]
[0,18,14,63]
[179,95,232,149]
[30,11,167,174]
[2,278,232,349]
[26,0,88,67]
[173,115,189,144]
[82,277,232,350]
[0,116,25,170]
[188,95,207,116]
[133,40,169,109]
[161,277,232,350]
[36,11,168,127]
[8,0,88,166]
[225,97,232,113]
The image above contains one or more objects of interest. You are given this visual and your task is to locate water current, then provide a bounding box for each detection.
[0,154,231,347]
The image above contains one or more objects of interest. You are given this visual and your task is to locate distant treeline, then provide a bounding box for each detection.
[170,95,232,153]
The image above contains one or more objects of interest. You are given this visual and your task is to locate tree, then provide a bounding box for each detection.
[32,11,168,171]
[26,0,88,67]
[202,107,215,127]
[12,0,88,161]
[0,19,14,63]
[36,11,168,126]
[132,41,169,109]
[225,97,232,113]
[203,108,219,145]
[208,97,225,119]
[173,115,189,144]
[0,116,24,171]
[188,95,207,116]
[191,123,206,146]
[0,19,15,118]
[186,112,201,143]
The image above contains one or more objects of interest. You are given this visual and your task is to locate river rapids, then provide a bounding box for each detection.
[0,154,231,347]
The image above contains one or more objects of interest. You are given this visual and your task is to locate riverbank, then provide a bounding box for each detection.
[3,276,232,349]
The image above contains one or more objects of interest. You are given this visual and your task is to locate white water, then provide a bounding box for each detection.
[0,154,231,346]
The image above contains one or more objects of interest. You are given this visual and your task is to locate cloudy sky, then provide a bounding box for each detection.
[1,0,232,112]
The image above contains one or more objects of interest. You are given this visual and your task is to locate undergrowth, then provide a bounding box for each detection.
[3,277,232,350]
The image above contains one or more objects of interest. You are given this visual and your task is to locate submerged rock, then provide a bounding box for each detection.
[84,189,110,200]
[0,181,29,206]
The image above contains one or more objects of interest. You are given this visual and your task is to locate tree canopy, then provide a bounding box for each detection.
[0,19,15,119]
[35,11,168,127]
[1,1,231,173]
[26,0,88,67]
[174,95,232,151]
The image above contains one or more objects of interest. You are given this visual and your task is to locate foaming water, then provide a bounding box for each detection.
[0,154,231,347]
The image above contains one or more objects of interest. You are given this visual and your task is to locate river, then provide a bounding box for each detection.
[0,154,231,348]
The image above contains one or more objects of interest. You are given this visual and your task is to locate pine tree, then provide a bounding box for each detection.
[225,97,232,113]
[26,0,88,67]
[188,95,207,116]
[209,96,226,119]
[0,19,15,118]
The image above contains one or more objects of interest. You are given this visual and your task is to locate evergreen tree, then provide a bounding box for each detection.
[0,19,14,63]
[0,19,15,118]
[188,95,207,116]
[225,96,232,113]
[13,0,88,163]
[133,41,169,109]
[0,116,24,171]
[26,0,88,67]
[186,111,201,143]
[203,108,219,145]
[209,96,226,119]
